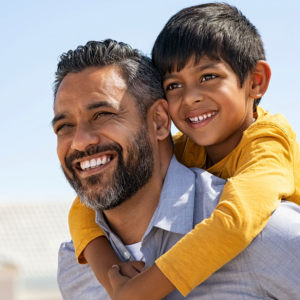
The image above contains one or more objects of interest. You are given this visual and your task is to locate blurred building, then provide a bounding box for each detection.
[0,201,71,300]
[0,259,18,300]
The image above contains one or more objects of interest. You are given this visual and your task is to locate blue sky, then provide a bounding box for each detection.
[1,0,299,203]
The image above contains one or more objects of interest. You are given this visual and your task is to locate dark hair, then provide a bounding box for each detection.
[152,3,266,110]
[54,39,164,117]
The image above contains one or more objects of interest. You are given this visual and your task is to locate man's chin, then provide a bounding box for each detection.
[77,188,124,211]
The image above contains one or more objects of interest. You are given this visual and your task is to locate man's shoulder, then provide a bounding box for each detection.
[245,201,300,298]
[249,201,300,252]
[168,156,225,188]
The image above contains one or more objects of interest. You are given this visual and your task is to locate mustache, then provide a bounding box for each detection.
[65,143,122,168]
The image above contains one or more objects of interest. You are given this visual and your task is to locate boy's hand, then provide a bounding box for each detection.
[108,265,132,300]
[108,263,176,300]
[108,262,145,300]
[119,261,145,278]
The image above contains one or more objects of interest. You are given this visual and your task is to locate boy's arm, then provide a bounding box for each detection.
[83,236,121,297]
[83,237,145,297]
[69,196,106,263]
[152,125,295,296]
[111,125,296,298]
[69,197,145,297]
[108,263,175,300]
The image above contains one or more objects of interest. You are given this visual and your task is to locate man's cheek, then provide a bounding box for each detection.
[57,145,64,164]
[57,142,70,167]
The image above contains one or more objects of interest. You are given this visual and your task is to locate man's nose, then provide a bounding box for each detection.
[182,87,204,106]
[71,124,100,152]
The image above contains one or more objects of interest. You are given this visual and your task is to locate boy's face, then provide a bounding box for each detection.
[163,56,255,149]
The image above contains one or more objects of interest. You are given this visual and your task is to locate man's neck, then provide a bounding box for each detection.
[103,154,171,245]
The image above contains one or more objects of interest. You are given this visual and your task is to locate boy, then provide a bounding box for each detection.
[68,3,300,299]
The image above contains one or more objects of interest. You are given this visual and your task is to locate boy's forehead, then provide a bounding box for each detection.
[163,56,229,78]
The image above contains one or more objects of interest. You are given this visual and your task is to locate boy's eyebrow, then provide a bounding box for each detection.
[163,63,220,80]
[194,63,220,73]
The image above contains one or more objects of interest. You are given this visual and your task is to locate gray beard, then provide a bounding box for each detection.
[62,126,154,211]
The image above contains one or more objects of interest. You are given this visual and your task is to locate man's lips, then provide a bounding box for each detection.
[74,153,115,171]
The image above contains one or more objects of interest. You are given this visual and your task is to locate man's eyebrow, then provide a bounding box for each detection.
[51,113,67,128]
[51,101,115,127]
[86,101,115,110]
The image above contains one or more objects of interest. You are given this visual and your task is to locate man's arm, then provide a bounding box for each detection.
[57,240,109,300]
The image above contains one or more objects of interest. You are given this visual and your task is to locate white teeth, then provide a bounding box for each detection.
[102,156,107,165]
[85,160,90,169]
[79,155,112,171]
[189,111,217,123]
[90,159,96,168]
[96,158,101,166]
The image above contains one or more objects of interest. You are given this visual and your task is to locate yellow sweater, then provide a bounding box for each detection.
[68,106,300,296]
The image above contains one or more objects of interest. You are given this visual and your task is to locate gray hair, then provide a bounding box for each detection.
[53,39,165,117]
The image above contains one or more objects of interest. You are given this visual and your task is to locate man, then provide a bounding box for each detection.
[55,40,300,300]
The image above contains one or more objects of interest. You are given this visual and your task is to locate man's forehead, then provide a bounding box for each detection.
[57,66,127,97]
[54,66,127,112]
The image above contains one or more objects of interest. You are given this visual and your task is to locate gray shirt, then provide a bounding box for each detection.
[58,156,300,299]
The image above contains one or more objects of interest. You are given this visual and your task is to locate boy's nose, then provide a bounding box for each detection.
[71,123,101,152]
[182,89,204,106]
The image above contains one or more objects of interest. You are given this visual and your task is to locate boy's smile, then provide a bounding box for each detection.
[163,56,255,164]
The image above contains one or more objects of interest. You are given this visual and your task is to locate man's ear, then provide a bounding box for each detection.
[148,99,171,140]
[249,60,271,99]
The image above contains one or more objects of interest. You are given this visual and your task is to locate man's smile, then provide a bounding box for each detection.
[78,154,113,171]
[71,152,117,178]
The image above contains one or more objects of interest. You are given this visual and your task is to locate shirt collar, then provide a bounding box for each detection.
[96,156,196,238]
[144,155,196,237]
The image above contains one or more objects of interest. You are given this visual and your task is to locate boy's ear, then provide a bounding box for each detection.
[148,99,171,140]
[249,60,271,99]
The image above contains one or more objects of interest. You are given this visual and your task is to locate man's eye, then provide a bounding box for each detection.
[201,74,217,82]
[95,112,114,120]
[166,83,182,91]
[56,124,72,134]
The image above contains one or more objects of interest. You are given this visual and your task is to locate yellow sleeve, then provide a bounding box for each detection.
[156,124,295,296]
[172,131,188,162]
[69,196,106,264]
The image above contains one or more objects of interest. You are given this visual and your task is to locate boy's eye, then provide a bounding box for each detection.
[166,83,183,91]
[201,74,217,82]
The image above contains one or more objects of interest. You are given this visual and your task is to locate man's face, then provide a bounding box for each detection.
[53,66,154,210]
